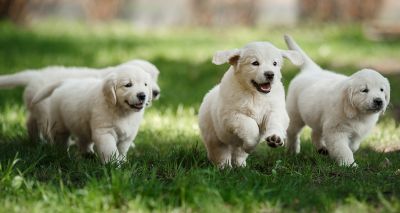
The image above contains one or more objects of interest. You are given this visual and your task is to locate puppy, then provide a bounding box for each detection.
[0,59,160,142]
[31,65,153,163]
[284,35,390,166]
[198,42,303,168]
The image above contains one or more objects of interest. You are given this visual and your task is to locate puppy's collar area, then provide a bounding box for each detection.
[251,80,271,94]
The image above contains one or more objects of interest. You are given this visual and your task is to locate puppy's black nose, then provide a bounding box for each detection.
[137,92,146,101]
[152,90,160,98]
[264,71,274,80]
[373,98,383,107]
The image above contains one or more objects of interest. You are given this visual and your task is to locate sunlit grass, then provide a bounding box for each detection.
[142,106,199,139]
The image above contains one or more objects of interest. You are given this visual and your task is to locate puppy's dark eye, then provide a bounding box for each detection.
[251,61,260,66]
[145,83,148,86]
[361,88,369,93]
[273,61,277,66]
[380,88,384,92]
[125,83,132,88]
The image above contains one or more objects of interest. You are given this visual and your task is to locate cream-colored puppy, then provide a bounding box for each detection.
[0,59,160,142]
[198,42,303,168]
[284,35,390,166]
[31,66,153,163]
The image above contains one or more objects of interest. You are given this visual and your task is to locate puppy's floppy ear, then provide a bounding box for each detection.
[342,81,357,119]
[212,49,241,65]
[281,50,304,66]
[103,73,118,105]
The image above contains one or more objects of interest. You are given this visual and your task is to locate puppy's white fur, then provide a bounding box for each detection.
[198,42,303,168]
[284,35,390,166]
[32,66,153,163]
[0,59,160,142]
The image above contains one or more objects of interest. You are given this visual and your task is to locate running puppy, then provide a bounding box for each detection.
[198,41,303,168]
[0,59,160,142]
[31,65,153,163]
[284,35,390,166]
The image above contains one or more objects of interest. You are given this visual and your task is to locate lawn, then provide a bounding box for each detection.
[0,21,399,212]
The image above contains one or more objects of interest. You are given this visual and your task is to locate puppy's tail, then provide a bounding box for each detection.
[284,34,321,72]
[30,81,63,106]
[0,71,39,89]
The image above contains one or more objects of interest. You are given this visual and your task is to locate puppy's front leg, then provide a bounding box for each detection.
[325,133,356,167]
[225,114,259,153]
[264,109,289,148]
[93,132,119,164]
[117,138,134,162]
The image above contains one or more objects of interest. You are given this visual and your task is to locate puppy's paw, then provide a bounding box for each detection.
[339,160,358,168]
[216,160,232,169]
[234,160,247,168]
[265,134,284,148]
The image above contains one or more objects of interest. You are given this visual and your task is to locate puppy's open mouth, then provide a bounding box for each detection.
[125,100,144,110]
[251,80,271,94]
[367,106,382,113]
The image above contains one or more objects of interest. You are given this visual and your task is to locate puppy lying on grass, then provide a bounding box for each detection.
[198,41,303,168]
[284,35,390,166]
[31,66,153,164]
[0,59,160,142]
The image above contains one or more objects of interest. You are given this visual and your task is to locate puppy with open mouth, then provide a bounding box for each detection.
[0,59,160,143]
[284,35,391,166]
[198,41,303,168]
[31,65,153,164]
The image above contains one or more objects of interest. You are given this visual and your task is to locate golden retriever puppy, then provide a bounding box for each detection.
[284,35,390,166]
[0,59,160,142]
[31,65,153,163]
[198,41,303,168]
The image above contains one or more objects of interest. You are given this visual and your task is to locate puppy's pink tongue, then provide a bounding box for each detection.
[260,83,271,92]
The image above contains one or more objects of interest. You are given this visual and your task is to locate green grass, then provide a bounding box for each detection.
[0,21,400,212]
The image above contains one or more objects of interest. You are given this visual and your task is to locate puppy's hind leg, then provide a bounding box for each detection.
[52,132,70,151]
[205,140,232,168]
[311,130,328,155]
[286,113,304,154]
[48,121,70,150]
[26,114,40,143]
[76,137,94,155]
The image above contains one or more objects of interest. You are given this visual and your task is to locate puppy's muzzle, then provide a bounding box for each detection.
[373,98,383,108]
[264,71,274,81]
[125,92,147,110]
[250,71,274,94]
[137,92,146,102]
[370,98,383,112]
